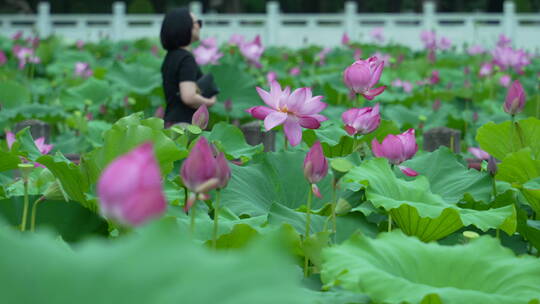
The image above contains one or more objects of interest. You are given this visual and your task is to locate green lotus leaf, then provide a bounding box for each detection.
[476,117,540,160]
[342,158,516,241]
[0,80,31,109]
[321,231,540,304]
[106,61,161,94]
[205,122,264,160]
[404,147,492,203]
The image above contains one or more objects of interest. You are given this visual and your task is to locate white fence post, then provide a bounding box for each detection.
[503,0,516,40]
[423,1,436,31]
[112,2,126,41]
[190,2,203,17]
[266,2,279,46]
[344,1,357,40]
[37,2,51,38]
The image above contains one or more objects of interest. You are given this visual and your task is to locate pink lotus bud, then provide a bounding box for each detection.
[499,74,511,87]
[439,37,452,50]
[154,106,164,118]
[0,51,6,66]
[503,80,526,115]
[6,131,15,149]
[487,156,498,176]
[239,35,264,68]
[192,105,209,129]
[76,40,85,49]
[341,33,350,45]
[97,142,167,226]
[267,71,277,84]
[180,137,220,195]
[303,141,328,185]
[468,147,490,160]
[86,112,94,121]
[479,62,492,77]
[372,129,418,165]
[430,70,440,85]
[343,56,386,100]
[342,103,381,136]
[215,152,231,189]
[289,66,301,76]
[12,31,23,40]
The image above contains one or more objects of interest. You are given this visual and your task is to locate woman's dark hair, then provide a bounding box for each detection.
[160,7,193,51]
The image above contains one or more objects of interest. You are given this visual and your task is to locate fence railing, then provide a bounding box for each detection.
[1,1,539,50]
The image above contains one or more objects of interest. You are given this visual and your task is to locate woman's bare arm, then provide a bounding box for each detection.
[179,81,216,109]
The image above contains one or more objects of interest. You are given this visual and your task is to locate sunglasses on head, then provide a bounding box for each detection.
[194,20,203,28]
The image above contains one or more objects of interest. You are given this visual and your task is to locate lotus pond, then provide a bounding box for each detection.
[0,32,540,304]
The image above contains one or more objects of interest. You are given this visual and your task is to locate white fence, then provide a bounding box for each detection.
[1,1,539,50]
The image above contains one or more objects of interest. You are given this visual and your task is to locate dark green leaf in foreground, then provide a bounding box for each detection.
[321,231,540,304]
[0,219,315,304]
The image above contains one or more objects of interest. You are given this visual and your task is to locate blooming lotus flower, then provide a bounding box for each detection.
[392,79,413,93]
[246,81,328,146]
[0,51,6,66]
[503,80,526,116]
[372,129,418,176]
[467,45,485,55]
[468,147,490,160]
[479,62,493,77]
[497,34,511,47]
[74,62,93,78]
[499,74,511,87]
[97,142,166,226]
[289,66,300,76]
[492,46,530,73]
[228,33,245,46]
[303,141,328,198]
[342,103,381,136]
[239,35,264,68]
[343,57,386,100]
[341,33,350,45]
[193,45,223,65]
[201,37,217,48]
[438,37,452,50]
[6,131,53,155]
[370,27,385,43]
[420,30,437,50]
[13,47,39,69]
[192,105,209,129]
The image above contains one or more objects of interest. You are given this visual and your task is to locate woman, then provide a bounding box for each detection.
[160,8,216,127]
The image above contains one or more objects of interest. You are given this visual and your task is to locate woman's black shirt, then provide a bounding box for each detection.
[161,49,202,124]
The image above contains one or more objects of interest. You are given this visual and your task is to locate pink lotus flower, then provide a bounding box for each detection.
[239,35,264,68]
[193,45,223,65]
[343,57,386,100]
[430,70,440,85]
[492,46,530,73]
[370,27,385,43]
[246,81,328,146]
[341,33,350,45]
[468,147,490,160]
[267,71,277,84]
[342,103,381,136]
[13,47,40,69]
[228,34,245,46]
[6,131,53,155]
[467,45,485,55]
[12,31,23,40]
[503,79,526,116]
[192,105,209,129]
[0,51,6,66]
[372,129,418,176]
[76,40,85,49]
[497,34,511,48]
[499,74,511,87]
[289,66,301,76]
[74,62,93,78]
[303,141,328,198]
[438,37,452,50]
[201,37,218,48]
[420,30,437,50]
[97,142,167,226]
[181,137,230,211]
[392,79,413,93]
[479,62,493,77]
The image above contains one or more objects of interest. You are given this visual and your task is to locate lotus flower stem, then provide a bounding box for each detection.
[20,179,29,232]
[284,136,288,151]
[212,189,221,250]
[510,116,516,152]
[30,196,45,232]
[304,185,313,277]
[491,178,497,200]
[496,228,500,240]
[190,202,197,235]
[330,177,338,243]
[387,213,392,232]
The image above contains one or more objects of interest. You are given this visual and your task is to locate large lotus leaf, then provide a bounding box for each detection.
[62,77,111,110]
[404,147,492,203]
[0,104,67,126]
[0,151,20,172]
[342,158,516,241]
[321,231,540,304]
[0,80,31,109]
[206,63,260,119]
[220,151,332,217]
[476,117,540,160]
[0,219,315,304]
[523,178,540,214]
[106,61,161,94]
[82,113,184,180]
[205,122,264,160]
